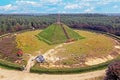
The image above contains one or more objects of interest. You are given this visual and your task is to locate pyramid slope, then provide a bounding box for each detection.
[37,23,84,44]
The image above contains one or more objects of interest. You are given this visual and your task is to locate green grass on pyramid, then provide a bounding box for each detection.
[37,23,84,44]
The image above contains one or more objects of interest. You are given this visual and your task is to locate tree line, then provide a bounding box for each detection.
[0,14,120,36]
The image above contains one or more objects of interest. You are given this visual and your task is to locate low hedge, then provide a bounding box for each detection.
[30,56,120,74]
[0,51,120,74]
[0,59,21,70]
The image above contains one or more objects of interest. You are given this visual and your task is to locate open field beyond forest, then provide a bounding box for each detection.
[16,30,117,65]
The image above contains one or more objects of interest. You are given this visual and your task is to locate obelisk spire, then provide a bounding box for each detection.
[57,14,60,24]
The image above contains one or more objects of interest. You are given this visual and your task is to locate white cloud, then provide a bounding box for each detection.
[0,0,43,13]
[97,1,109,5]
[76,0,120,2]
[1,0,120,13]
[16,0,42,7]
[84,9,91,12]
[40,0,62,4]
[64,4,82,9]
[64,1,91,10]
[47,0,62,3]
[113,5,119,8]
[57,10,66,13]
[82,3,90,7]
[84,7,94,13]
[0,4,17,11]
[75,0,98,2]
[103,0,120,2]
[7,0,43,13]
[47,7,57,11]
[97,0,120,5]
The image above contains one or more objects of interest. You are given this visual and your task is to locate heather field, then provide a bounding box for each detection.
[0,35,18,61]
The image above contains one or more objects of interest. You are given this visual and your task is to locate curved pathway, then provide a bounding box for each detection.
[23,54,36,72]
[0,68,105,80]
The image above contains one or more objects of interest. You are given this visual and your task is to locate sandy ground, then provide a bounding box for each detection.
[23,44,120,71]
[23,54,36,72]
[85,55,114,65]
[22,43,70,73]
[0,68,105,80]
[84,45,120,65]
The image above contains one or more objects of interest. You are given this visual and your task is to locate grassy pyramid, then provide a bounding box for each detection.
[37,23,84,44]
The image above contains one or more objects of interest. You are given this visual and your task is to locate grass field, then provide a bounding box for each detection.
[16,30,116,65]
[57,30,116,65]
[16,30,57,55]
[37,23,84,44]
[59,30,115,57]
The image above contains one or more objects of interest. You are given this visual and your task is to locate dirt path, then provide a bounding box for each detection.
[23,43,73,72]
[24,44,120,71]
[0,68,105,80]
[23,43,66,72]
[23,44,65,72]
[23,54,36,72]
[43,44,64,63]
[43,42,73,63]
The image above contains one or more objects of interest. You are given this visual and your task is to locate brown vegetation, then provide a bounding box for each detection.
[0,35,19,61]
[104,60,120,80]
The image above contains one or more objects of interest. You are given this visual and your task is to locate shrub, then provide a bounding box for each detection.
[0,60,21,70]
[104,60,120,80]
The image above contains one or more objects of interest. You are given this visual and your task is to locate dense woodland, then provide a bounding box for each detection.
[0,14,120,36]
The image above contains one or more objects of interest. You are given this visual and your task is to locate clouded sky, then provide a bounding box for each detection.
[0,0,120,13]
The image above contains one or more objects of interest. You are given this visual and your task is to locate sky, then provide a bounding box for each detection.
[0,0,120,14]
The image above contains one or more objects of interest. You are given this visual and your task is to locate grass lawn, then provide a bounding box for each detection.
[37,23,84,44]
[59,30,115,57]
[55,30,116,65]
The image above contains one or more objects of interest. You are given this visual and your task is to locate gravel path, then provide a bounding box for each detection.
[0,68,105,80]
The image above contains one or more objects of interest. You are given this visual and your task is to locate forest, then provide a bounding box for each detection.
[0,14,120,36]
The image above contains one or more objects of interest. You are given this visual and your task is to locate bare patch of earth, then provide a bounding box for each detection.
[0,68,105,80]
[85,45,120,66]
[23,42,120,70]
